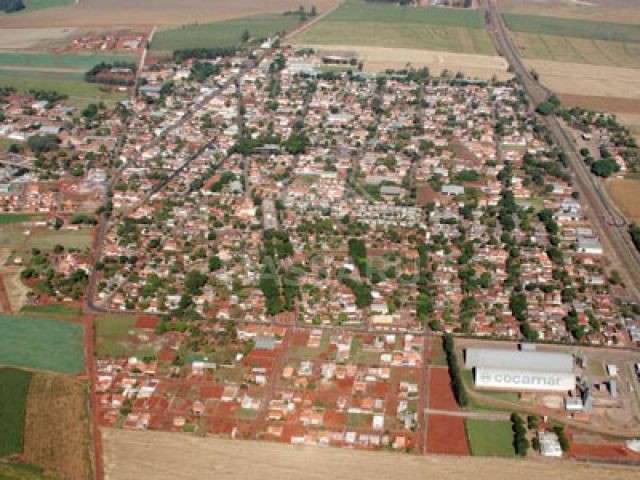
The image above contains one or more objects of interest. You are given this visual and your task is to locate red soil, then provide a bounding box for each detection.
[426,414,469,456]
[428,366,460,411]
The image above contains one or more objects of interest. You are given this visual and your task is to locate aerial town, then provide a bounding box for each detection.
[1,2,640,479]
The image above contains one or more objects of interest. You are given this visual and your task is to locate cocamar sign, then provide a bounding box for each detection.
[475,367,575,392]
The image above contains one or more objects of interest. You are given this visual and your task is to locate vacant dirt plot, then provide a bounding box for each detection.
[605,177,640,224]
[525,59,640,99]
[0,28,77,49]
[294,44,511,80]
[559,94,640,115]
[428,367,460,411]
[426,415,469,456]
[103,428,640,480]
[0,0,338,28]
[23,373,93,480]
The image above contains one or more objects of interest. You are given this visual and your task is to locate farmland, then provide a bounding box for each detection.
[503,13,640,43]
[605,177,640,224]
[465,419,516,457]
[152,14,303,53]
[0,51,135,70]
[22,0,74,11]
[103,428,640,480]
[292,1,496,55]
[0,314,84,373]
[0,368,32,457]
[512,32,640,68]
[0,0,338,28]
[23,373,93,480]
[0,463,53,480]
[95,313,138,358]
[426,415,469,455]
[500,0,640,25]
[0,213,43,224]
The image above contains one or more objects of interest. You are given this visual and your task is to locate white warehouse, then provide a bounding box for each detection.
[465,347,576,393]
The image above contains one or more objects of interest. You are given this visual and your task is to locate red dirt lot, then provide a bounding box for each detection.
[426,415,469,456]
[428,366,459,411]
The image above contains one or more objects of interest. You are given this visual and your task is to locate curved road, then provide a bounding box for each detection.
[486,0,640,301]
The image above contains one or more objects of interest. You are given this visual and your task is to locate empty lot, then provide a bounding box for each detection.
[103,428,640,480]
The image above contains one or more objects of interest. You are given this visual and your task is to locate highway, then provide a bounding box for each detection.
[486,0,640,301]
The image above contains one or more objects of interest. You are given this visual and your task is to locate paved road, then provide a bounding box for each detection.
[486,0,640,301]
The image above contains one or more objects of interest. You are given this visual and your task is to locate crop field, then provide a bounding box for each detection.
[503,13,640,43]
[0,0,338,28]
[500,0,640,24]
[22,0,74,10]
[0,314,84,373]
[0,368,32,457]
[292,1,495,55]
[512,32,640,68]
[605,177,640,224]
[23,373,93,480]
[0,28,77,50]
[465,419,515,457]
[524,59,640,100]
[152,14,302,52]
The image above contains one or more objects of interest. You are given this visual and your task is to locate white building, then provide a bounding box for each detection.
[538,431,563,457]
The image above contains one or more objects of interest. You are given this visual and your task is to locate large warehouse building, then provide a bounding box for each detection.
[465,347,576,393]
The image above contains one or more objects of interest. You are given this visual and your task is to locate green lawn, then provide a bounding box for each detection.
[0,52,135,71]
[0,70,127,108]
[0,368,32,457]
[0,315,84,374]
[151,14,302,52]
[465,418,516,457]
[503,13,640,43]
[293,1,495,55]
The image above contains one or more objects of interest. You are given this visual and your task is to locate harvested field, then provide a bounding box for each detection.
[512,32,640,68]
[558,94,640,115]
[23,373,93,480]
[465,419,515,457]
[428,366,460,411]
[0,28,77,50]
[570,442,640,462]
[103,428,640,480]
[292,1,495,55]
[152,14,303,52]
[0,314,84,374]
[525,59,640,99]
[605,177,640,224]
[0,0,338,28]
[426,415,469,456]
[296,44,511,80]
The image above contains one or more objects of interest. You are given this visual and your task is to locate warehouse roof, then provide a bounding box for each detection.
[465,347,574,373]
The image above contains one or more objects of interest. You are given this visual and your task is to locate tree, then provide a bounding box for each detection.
[0,0,25,13]
[241,29,250,43]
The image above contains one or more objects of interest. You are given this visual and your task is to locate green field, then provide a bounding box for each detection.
[96,314,137,358]
[22,0,73,11]
[512,32,640,68]
[0,315,84,374]
[503,13,640,43]
[293,1,495,55]
[151,14,302,52]
[0,214,43,225]
[0,52,135,71]
[0,463,52,480]
[465,419,516,457]
[0,70,127,108]
[0,368,32,457]
[0,226,93,252]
